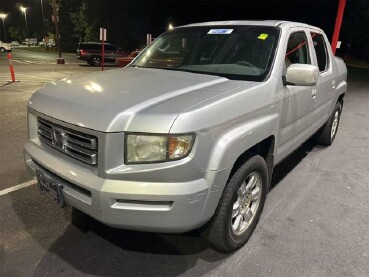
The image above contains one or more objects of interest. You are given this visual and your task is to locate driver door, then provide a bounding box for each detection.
[277,29,316,159]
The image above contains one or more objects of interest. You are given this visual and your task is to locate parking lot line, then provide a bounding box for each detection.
[15,73,55,81]
[0,180,36,196]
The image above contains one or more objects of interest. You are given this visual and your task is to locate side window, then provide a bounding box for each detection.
[311,33,329,71]
[105,44,117,51]
[284,32,311,73]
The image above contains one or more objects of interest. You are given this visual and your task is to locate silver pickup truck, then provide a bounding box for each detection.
[24,20,347,252]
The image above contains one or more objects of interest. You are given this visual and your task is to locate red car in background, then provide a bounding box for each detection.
[116,51,141,67]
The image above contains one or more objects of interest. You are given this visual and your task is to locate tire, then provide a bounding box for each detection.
[201,153,268,252]
[316,102,342,146]
[90,56,101,66]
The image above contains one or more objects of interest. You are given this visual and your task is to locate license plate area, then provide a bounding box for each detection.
[36,170,66,207]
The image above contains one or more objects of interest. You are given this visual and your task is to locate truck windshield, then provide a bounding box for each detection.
[132,25,280,81]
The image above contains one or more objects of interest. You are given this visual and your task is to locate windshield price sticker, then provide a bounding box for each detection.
[208,29,234,35]
[258,33,269,40]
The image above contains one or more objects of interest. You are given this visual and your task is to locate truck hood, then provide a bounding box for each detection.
[28,67,250,133]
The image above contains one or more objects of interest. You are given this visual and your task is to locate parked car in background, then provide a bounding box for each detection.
[11,41,19,47]
[39,38,56,47]
[77,42,129,66]
[24,21,347,252]
[0,41,13,53]
[115,50,141,67]
[22,38,38,45]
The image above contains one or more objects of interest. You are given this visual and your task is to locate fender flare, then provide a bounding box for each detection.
[207,113,279,172]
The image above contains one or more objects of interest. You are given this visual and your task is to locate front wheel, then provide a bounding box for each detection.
[201,154,268,252]
[89,56,101,66]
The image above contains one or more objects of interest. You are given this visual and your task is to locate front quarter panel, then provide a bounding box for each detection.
[170,77,281,172]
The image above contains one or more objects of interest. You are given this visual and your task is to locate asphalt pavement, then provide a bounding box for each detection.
[0,50,368,276]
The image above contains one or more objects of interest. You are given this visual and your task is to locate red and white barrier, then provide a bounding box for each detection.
[7,51,16,82]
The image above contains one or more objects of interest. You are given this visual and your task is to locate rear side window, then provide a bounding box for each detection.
[79,43,117,51]
[311,33,329,71]
[105,44,117,51]
[79,43,99,50]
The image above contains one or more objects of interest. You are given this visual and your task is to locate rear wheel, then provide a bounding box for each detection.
[316,102,342,146]
[201,154,268,252]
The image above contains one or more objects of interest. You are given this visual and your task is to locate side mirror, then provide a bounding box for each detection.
[284,64,319,86]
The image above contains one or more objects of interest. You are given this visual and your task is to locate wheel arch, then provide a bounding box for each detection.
[228,136,275,188]
[206,114,278,181]
[338,92,345,107]
[201,117,278,227]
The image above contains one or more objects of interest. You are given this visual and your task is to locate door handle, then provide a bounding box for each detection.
[312,89,317,101]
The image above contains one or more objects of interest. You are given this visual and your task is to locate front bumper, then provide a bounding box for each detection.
[24,141,220,233]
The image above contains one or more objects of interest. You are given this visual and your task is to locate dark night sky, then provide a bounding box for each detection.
[0,0,358,35]
[0,0,367,55]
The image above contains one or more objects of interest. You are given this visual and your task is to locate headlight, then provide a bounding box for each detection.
[125,133,195,164]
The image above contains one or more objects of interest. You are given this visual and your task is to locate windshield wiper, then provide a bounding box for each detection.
[130,65,183,71]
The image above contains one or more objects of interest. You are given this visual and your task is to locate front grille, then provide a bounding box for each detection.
[37,118,98,165]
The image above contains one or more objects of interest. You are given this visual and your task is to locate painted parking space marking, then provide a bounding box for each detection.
[16,73,55,81]
[0,180,36,196]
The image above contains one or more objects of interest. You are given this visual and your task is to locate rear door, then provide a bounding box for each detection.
[309,31,336,130]
[104,44,118,62]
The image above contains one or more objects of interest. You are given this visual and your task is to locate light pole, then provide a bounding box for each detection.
[20,6,29,46]
[51,0,64,64]
[0,13,7,43]
[40,0,49,51]
[40,0,47,37]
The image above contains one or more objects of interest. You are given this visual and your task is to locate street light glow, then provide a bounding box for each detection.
[168,23,174,30]
[0,13,8,42]
[19,6,29,45]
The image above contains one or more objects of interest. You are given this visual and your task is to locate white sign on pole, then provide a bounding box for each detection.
[146,33,152,45]
[100,28,107,41]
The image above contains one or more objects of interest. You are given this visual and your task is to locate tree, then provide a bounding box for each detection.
[70,0,94,42]
[8,27,25,42]
[56,0,154,51]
